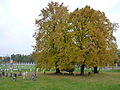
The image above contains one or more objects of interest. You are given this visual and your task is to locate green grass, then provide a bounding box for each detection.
[0,72,120,90]
[104,69,120,72]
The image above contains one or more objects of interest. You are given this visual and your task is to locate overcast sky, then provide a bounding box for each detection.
[0,0,120,56]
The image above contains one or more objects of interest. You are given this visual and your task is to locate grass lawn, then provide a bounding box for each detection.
[0,72,120,90]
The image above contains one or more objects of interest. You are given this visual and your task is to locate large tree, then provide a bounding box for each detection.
[34,2,75,73]
[69,6,118,75]
[34,2,118,75]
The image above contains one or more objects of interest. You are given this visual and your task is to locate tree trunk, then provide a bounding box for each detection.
[80,65,85,75]
[56,68,60,73]
[93,67,99,73]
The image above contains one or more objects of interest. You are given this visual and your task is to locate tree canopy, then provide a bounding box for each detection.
[0,54,34,64]
[33,2,118,74]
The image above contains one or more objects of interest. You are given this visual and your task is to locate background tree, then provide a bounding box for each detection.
[117,49,120,59]
[0,57,2,64]
[115,49,120,66]
[11,54,34,63]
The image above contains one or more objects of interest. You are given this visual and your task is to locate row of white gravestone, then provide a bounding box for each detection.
[0,71,14,77]
[22,71,36,80]
[15,62,35,65]
[0,71,36,81]
[1,68,34,72]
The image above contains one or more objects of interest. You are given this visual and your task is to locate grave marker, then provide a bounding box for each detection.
[13,73,17,81]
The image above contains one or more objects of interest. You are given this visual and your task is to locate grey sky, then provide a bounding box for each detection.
[0,0,120,56]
